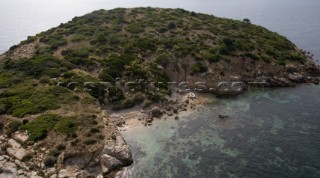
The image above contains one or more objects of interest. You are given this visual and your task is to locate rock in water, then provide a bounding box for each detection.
[218,115,229,119]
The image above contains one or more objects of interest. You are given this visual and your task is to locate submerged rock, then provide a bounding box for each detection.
[218,115,229,119]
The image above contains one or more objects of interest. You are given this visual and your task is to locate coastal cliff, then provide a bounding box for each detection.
[0,7,319,177]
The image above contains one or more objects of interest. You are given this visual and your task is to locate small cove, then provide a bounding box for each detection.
[122,85,320,178]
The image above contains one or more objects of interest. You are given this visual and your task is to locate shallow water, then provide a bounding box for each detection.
[122,85,320,178]
[1,1,320,177]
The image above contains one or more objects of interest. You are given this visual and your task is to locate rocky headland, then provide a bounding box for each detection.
[0,7,320,177]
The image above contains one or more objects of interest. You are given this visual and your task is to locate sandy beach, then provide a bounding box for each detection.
[106,92,215,132]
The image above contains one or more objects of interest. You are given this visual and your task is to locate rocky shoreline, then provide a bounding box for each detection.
[109,93,202,128]
[0,92,204,178]
[1,80,320,177]
[1,71,320,178]
[0,7,320,178]
[0,129,133,178]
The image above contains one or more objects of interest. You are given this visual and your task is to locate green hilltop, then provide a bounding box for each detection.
[0,8,319,174]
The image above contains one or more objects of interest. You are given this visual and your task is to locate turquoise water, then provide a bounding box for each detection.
[122,85,320,178]
[1,1,320,177]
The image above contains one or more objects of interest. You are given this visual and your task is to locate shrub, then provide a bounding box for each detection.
[54,117,78,134]
[112,98,135,110]
[98,69,115,82]
[22,119,29,125]
[244,52,260,60]
[81,117,99,125]
[40,34,67,50]
[266,47,277,57]
[9,45,19,51]
[123,42,135,54]
[243,18,251,24]
[205,53,221,63]
[156,54,170,67]
[48,148,60,157]
[21,36,37,45]
[125,64,149,79]
[1,143,10,152]
[94,32,107,44]
[286,53,305,62]
[222,38,235,50]
[107,85,123,102]
[21,114,59,141]
[133,93,145,104]
[157,27,167,33]
[108,34,121,45]
[55,143,66,151]
[101,54,134,78]
[61,48,91,58]
[191,63,208,74]
[39,75,51,84]
[0,85,76,117]
[219,45,231,55]
[83,138,97,145]
[82,95,96,104]
[70,34,86,42]
[44,156,57,167]
[95,133,105,140]
[61,71,74,78]
[0,72,24,88]
[111,93,144,110]
[126,23,145,34]
[85,82,108,99]
[142,99,153,108]
[71,140,78,146]
[275,60,286,66]
[90,127,100,134]
[4,54,64,78]
[133,37,157,52]
[68,57,94,67]
[261,55,272,63]
[21,153,33,162]
[5,121,22,137]
[21,114,78,141]
[35,46,52,55]
[167,21,176,29]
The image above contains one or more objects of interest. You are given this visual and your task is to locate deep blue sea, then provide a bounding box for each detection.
[0,1,319,178]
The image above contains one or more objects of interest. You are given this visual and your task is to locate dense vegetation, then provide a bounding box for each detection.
[21,114,78,141]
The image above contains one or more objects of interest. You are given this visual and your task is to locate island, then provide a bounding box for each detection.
[0,7,319,177]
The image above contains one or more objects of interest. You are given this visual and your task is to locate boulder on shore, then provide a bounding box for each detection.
[6,139,27,160]
[149,107,163,118]
[100,135,133,175]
